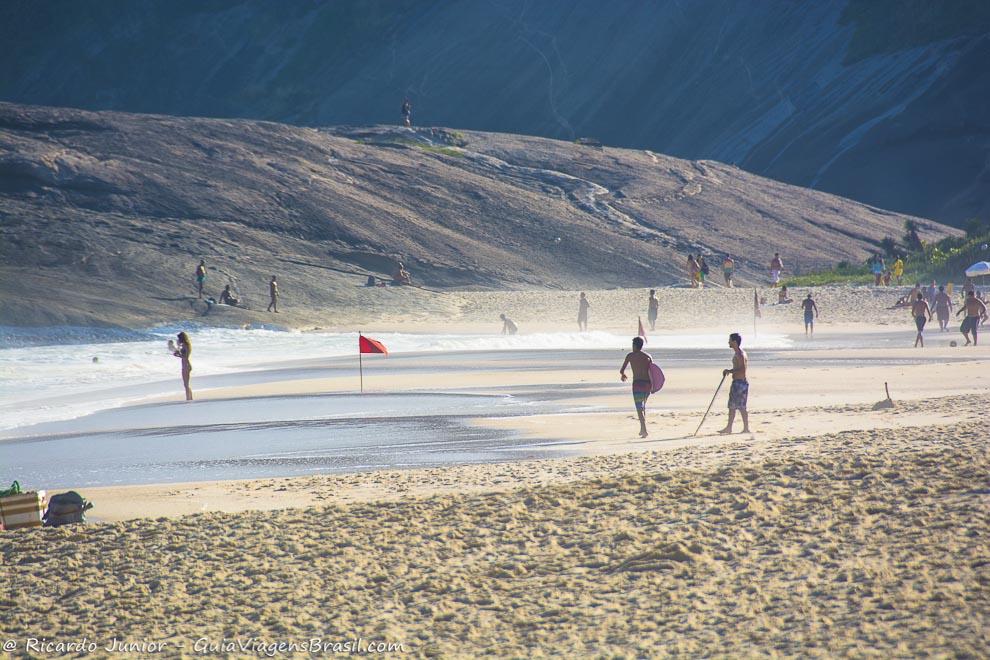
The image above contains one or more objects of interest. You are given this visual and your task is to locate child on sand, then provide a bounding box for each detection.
[619,336,654,438]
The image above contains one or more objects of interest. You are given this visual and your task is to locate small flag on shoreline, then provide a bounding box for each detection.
[754,289,761,318]
[359,335,388,355]
[638,316,647,343]
[358,333,388,393]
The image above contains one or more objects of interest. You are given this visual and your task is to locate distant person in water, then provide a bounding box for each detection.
[934,285,952,331]
[801,292,819,337]
[647,289,659,330]
[578,292,590,331]
[957,291,987,346]
[769,252,783,287]
[195,260,207,299]
[911,293,932,348]
[267,275,279,313]
[500,313,518,335]
[172,331,193,401]
[619,336,653,438]
[401,98,412,127]
[719,332,750,434]
[218,284,239,306]
[722,256,734,288]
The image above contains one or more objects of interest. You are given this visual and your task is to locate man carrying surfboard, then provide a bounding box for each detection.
[620,336,656,438]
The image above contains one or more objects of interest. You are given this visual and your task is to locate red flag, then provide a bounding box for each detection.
[359,335,388,355]
[754,289,761,318]
[638,316,647,343]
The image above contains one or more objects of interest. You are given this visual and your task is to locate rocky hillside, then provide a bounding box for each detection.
[1,0,987,225]
[0,103,957,327]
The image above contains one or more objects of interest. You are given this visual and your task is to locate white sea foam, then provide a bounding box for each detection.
[0,327,792,433]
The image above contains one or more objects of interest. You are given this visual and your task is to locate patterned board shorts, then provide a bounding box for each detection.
[632,380,651,411]
[728,379,749,411]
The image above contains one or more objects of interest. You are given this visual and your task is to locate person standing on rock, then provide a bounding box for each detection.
[195,260,207,299]
[401,98,412,127]
[267,275,279,313]
[577,292,590,331]
[769,253,784,287]
[687,255,700,288]
[698,256,710,288]
[647,289,659,330]
[722,256,735,288]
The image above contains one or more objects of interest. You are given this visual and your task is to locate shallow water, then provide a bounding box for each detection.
[1,393,574,487]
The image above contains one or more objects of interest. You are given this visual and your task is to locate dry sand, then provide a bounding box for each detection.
[2,415,988,657]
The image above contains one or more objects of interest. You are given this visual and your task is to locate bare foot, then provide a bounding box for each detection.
[740,428,751,434]
[717,427,732,435]
[639,430,649,438]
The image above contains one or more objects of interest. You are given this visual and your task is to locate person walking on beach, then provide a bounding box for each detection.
[172,331,193,401]
[722,255,734,288]
[801,292,819,337]
[267,275,279,313]
[500,313,518,335]
[195,260,207,299]
[934,285,953,331]
[957,291,988,346]
[719,332,750,434]
[577,292,590,331]
[647,289,659,330]
[698,256,710,288]
[911,293,933,348]
[619,336,653,438]
[769,253,783,287]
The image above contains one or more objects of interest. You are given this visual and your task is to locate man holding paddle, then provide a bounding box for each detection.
[718,332,750,434]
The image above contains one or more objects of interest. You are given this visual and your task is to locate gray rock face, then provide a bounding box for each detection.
[0,103,958,327]
[0,1,987,225]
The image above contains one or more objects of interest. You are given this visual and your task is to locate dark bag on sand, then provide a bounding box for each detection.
[43,491,93,527]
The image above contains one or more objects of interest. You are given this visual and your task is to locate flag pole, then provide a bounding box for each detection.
[359,331,363,393]
[753,289,758,338]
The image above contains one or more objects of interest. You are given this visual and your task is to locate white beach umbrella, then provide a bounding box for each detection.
[964,261,990,278]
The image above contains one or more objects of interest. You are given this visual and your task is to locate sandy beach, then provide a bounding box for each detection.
[2,286,989,656]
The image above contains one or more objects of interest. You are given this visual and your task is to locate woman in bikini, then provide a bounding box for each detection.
[173,331,193,400]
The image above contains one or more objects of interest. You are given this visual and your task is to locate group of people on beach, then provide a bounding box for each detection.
[194,260,279,313]
[687,254,738,288]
